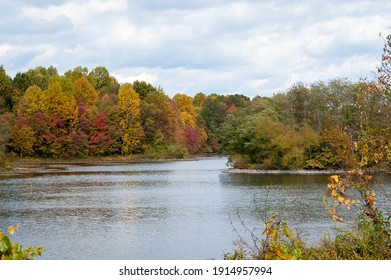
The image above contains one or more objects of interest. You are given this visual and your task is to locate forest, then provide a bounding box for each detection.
[0,39,390,171]
[2,35,391,262]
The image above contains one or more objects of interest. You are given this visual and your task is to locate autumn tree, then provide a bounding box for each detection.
[193,92,206,112]
[0,66,14,113]
[88,112,112,156]
[352,34,391,169]
[0,113,14,157]
[74,76,98,106]
[12,116,34,157]
[312,119,352,169]
[118,83,144,154]
[172,93,197,128]
[17,85,45,116]
[141,90,176,147]
[43,81,78,126]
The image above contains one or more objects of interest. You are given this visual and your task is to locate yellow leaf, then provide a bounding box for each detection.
[330,175,339,183]
[365,175,373,181]
[7,225,15,235]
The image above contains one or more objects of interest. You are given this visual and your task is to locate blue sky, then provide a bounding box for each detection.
[0,0,390,97]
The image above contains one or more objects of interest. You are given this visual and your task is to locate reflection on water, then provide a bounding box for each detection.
[0,157,390,259]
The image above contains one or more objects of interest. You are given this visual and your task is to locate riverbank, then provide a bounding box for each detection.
[225,168,391,175]
[224,168,346,175]
[0,154,217,177]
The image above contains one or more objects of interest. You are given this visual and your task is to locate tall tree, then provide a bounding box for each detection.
[132,80,157,100]
[172,93,197,128]
[74,76,98,106]
[26,66,58,90]
[0,66,14,113]
[12,116,34,157]
[141,90,176,146]
[64,66,89,83]
[88,66,111,91]
[117,83,144,154]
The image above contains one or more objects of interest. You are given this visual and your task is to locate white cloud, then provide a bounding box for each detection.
[0,44,13,59]
[114,70,158,85]
[87,0,127,13]
[1,0,390,97]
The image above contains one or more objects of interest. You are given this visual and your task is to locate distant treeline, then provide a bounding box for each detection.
[0,57,390,170]
[0,65,249,160]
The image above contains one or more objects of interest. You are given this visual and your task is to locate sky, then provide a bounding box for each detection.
[0,0,390,97]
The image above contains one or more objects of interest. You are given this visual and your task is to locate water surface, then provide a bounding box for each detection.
[0,157,389,259]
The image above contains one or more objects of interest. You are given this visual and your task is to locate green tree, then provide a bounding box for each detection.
[0,66,14,113]
[88,66,111,91]
[64,66,89,83]
[26,66,58,90]
[132,80,157,99]
[193,92,206,111]
[286,82,310,128]
[13,72,32,94]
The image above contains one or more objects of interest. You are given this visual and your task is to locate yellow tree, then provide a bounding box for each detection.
[118,83,144,154]
[12,116,34,157]
[172,93,197,128]
[43,81,78,127]
[74,76,98,106]
[17,85,46,116]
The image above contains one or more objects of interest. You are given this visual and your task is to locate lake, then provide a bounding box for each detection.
[0,157,390,259]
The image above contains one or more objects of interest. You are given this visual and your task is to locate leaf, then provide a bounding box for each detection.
[7,225,15,235]
[0,235,11,253]
[330,175,339,183]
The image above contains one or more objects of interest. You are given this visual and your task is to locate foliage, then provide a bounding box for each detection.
[226,177,391,260]
[226,35,391,260]
[118,83,144,154]
[0,225,43,260]
[0,35,389,163]
[74,76,98,106]
[225,211,306,260]
[0,66,14,113]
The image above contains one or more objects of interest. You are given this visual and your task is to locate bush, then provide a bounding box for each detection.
[0,225,43,260]
[225,171,391,260]
[0,155,12,170]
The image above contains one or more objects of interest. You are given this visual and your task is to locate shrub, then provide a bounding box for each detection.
[226,171,391,260]
[0,225,43,260]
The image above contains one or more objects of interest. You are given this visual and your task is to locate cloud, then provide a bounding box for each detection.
[114,70,159,86]
[1,0,390,97]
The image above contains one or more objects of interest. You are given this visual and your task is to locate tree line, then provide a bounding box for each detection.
[0,65,250,161]
[0,36,390,170]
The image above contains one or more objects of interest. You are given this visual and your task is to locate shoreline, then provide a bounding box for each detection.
[0,154,218,177]
[224,168,345,175]
[225,168,391,175]
[2,156,389,177]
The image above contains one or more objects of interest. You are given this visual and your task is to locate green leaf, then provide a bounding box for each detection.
[0,235,11,254]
